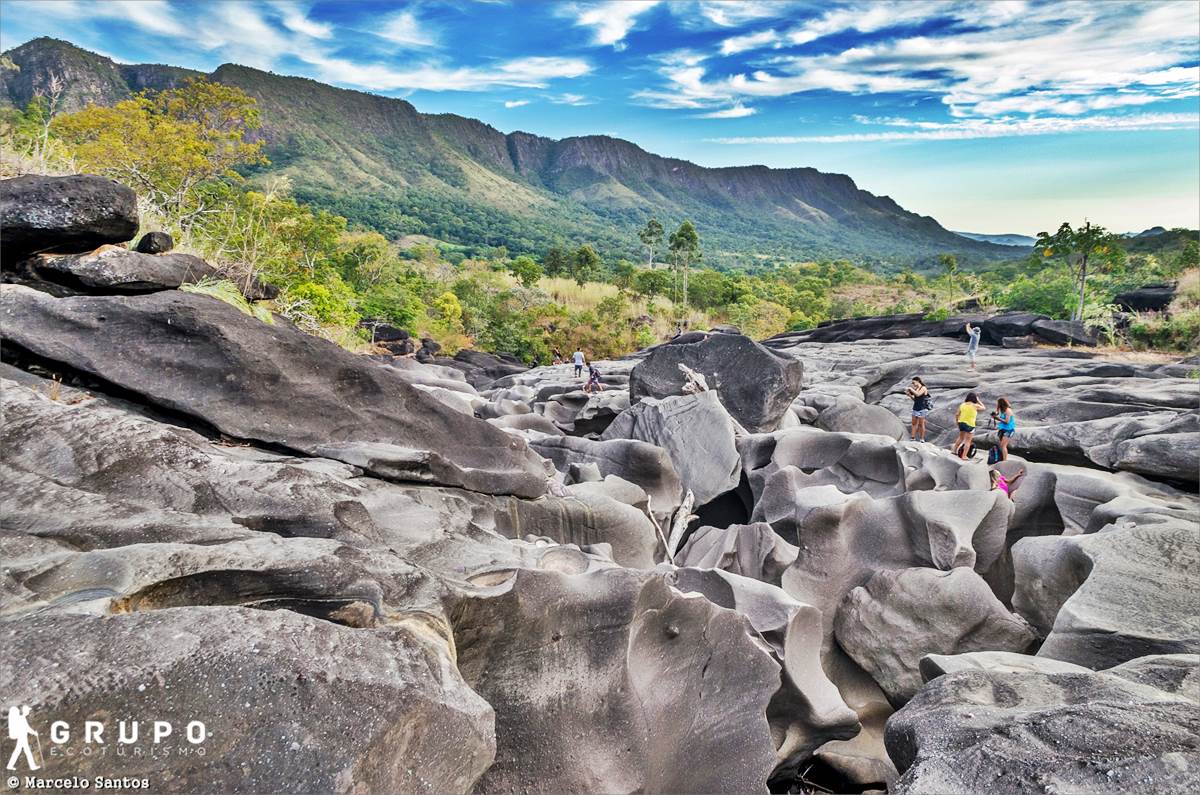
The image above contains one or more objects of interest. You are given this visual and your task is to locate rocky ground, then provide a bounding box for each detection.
[2,175,1198,794]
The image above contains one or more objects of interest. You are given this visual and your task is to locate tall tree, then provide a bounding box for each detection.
[571,244,601,287]
[1034,221,1123,321]
[509,254,543,288]
[638,218,664,269]
[668,220,701,309]
[543,247,569,277]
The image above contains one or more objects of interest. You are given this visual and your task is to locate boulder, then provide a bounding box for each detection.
[1012,517,1200,669]
[1115,283,1175,312]
[0,287,550,497]
[134,230,174,253]
[1032,317,1098,346]
[815,396,905,440]
[630,332,803,432]
[674,522,798,584]
[980,311,1049,344]
[603,391,741,507]
[918,650,1092,681]
[16,246,218,293]
[834,567,1038,707]
[451,569,782,793]
[0,608,496,794]
[885,661,1200,794]
[0,174,138,262]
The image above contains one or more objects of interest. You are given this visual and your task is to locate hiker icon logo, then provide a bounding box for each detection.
[6,706,41,772]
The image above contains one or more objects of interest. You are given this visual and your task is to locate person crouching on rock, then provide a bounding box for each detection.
[953,392,986,459]
[905,376,931,442]
[584,363,605,394]
[992,397,1016,460]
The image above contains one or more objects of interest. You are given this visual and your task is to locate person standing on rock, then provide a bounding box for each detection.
[552,348,564,365]
[992,397,1016,460]
[953,392,986,459]
[572,349,585,378]
[964,322,982,370]
[905,376,931,442]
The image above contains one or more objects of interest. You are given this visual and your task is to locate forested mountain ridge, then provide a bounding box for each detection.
[1,36,1022,267]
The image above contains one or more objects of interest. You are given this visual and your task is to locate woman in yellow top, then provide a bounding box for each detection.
[953,392,986,459]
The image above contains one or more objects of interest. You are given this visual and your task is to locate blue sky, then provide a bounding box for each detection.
[3,0,1198,234]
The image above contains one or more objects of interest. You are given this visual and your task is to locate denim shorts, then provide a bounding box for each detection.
[912,409,930,418]
[998,428,1014,439]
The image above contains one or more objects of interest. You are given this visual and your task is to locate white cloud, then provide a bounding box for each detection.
[550,92,593,106]
[696,103,757,118]
[719,29,780,56]
[695,1,796,28]
[301,52,591,92]
[708,112,1200,143]
[642,0,1200,123]
[504,99,531,108]
[270,2,333,39]
[574,0,659,47]
[377,10,438,47]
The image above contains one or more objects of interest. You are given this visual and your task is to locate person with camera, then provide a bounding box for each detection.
[953,391,986,459]
[904,376,932,442]
[992,397,1016,461]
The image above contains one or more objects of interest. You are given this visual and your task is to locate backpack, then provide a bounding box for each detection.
[987,447,1002,465]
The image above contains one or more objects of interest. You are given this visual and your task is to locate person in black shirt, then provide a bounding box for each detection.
[905,376,931,442]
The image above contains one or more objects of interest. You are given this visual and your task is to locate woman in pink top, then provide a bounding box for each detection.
[990,468,1025,498]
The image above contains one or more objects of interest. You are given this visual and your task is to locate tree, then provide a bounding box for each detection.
[543,247,569,278]
[668,220,701,308]
[613,259,636,291]
[1034,221,1123,321]
[571,244,601,287]
[1177,239,1200,271]
[633,268,672,297]
[509,254,543,289]
[938,253,959,276]
[53,78,266,229]
[638,218,664,269]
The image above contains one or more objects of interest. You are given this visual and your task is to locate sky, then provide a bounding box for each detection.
[2,0,1199,234]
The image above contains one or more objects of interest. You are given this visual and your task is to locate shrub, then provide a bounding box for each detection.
[180,277,274,324]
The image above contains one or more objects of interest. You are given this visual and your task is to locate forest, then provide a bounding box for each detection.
[4,78,1197,361]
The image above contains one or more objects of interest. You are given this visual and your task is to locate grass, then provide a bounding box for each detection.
[180,277,275,324]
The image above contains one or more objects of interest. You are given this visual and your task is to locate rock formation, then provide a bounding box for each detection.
[3,174,1198,794]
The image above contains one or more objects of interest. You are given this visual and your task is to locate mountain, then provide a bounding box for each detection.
[954,231,1036,247]
[1133,226,1168,238]
[1,37,1023,268]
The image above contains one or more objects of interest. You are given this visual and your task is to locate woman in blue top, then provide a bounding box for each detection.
[993,397,1016,460]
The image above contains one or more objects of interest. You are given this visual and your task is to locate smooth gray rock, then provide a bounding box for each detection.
[816,396,905,440]
[451,568,782,794]
[0,174,138,261]
[0,287,550,497]
[0,608,496,794]
[675,522,798,584]
[835,567,1038,706]
[603,391,741,507]
[1012,517,1200,669]
[885,662,1200,794]
[630,332,803,432]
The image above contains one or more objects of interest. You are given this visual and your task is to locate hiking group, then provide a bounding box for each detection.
[903,322,1024,497]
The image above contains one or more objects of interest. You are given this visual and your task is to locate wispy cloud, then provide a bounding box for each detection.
[572,0,659,49]
[708,112,1200,143]
[719,28,780,56]
[550,92,593,106]
[696,102,756,119]
[377,10,438,48]
[504,99,531,108]
[270,1,333,40]
[302,53,592,92]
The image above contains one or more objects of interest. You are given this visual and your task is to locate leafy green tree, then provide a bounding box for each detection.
[613,259,637,291]
[638,218,664,268]
[543,247,569,278]
[1177,239,1200,271]
[509,254,543,288]
[938,253,959,276]
[633,268,672,297]
[687,269,734,309]
[1035,221,1124,321]
[52,78,266,228]
[571,244,602,287]
[668,220,701,307]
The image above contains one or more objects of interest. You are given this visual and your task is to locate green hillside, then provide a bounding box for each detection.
[1,37,1023,269]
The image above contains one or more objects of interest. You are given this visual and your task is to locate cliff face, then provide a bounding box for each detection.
[1,37,1019,265]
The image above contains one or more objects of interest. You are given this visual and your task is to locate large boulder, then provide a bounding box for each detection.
[0,608,496,794]
[14,245,218,293]
[1116,282,1175,312]
[980,311,1049,344]
[1012,517,1200,669]
[834,567,1038,706]
[451,568,782,793]
[815,396,905,440]
[675,522,798,584]
[885,659,1200,794]
[602,391,741,507]
[1032,318,1098,346]
[0,174,138,262]
[630,332,803,432]
[0,287,549,497]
